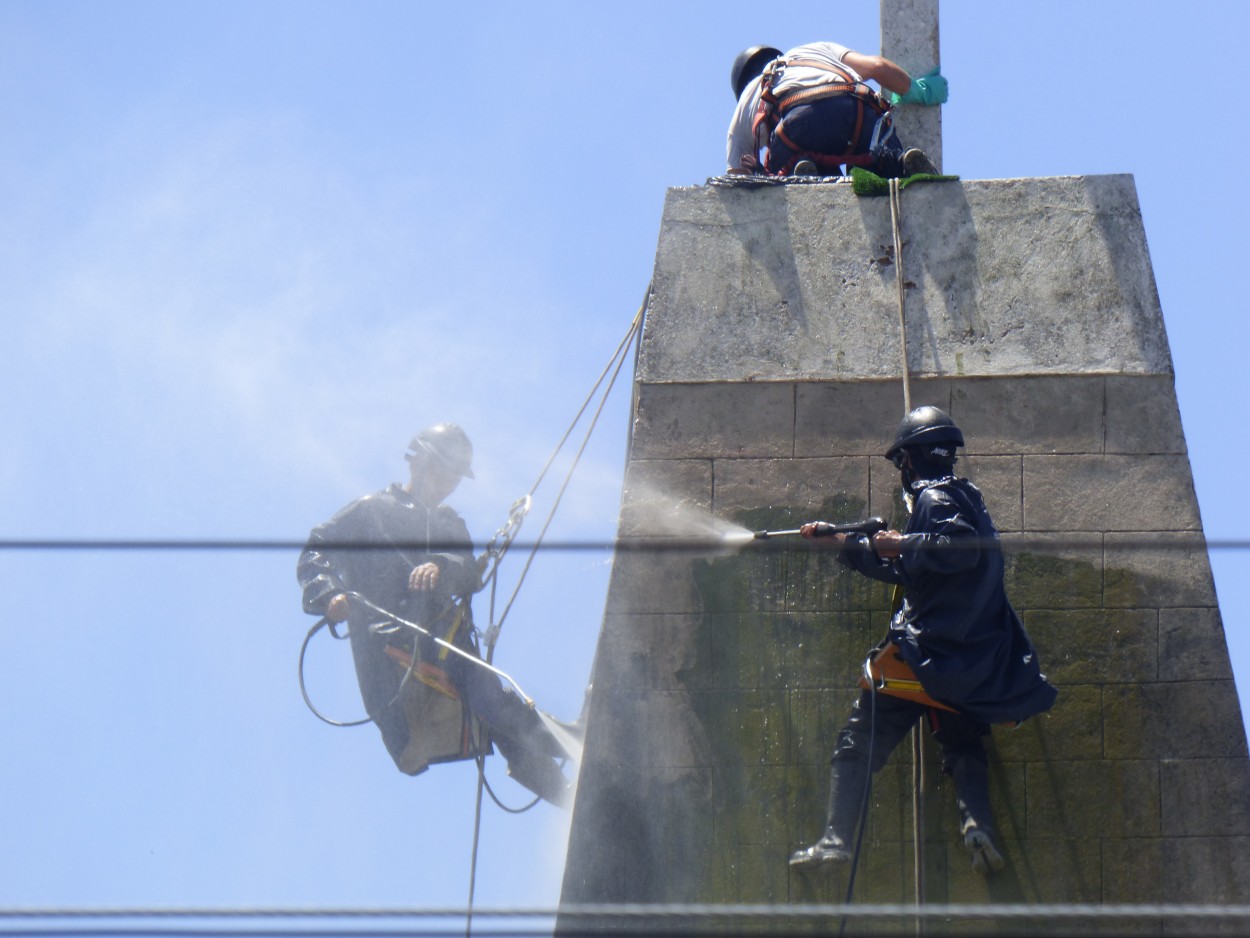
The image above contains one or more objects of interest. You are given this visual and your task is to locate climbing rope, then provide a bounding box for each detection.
[465,282,646,813]
[481,285,648,661]
[887,180,925,930]
[889,176,912,412]
[464,289,649,938]
[296,287,647,735]
[912,726,926,933]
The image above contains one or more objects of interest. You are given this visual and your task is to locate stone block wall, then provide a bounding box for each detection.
[559,177,1250,930]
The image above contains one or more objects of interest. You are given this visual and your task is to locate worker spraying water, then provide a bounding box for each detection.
[751,516,887,541]
[788,406,1057,875]
[296,423,578,808]
[627,484,888,552]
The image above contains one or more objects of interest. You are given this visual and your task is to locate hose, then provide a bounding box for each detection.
[297,617,370,727]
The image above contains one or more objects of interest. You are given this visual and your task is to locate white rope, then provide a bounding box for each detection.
[889,175,925,930]
[889,176,912,412]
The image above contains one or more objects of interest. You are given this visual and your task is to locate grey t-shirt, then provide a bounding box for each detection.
[725,41,858,172]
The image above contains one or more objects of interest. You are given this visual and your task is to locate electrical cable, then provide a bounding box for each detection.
[4,535,1247,552]
[13,902,1250,938]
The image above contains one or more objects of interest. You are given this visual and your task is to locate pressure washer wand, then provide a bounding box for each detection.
[347,593,536,706]
[752,516,889,541]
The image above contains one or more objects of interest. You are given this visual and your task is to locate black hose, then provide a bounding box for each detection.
[297,617,371,728]
[838,658,878,938]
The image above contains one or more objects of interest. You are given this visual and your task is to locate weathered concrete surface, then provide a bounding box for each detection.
[641,176,1171,383]
[883,0,942,169]
[559,177,1250,931]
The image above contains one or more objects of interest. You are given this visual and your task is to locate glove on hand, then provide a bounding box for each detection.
[890,67,948,107]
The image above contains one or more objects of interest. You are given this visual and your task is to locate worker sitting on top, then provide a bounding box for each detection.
[726,42,946,178]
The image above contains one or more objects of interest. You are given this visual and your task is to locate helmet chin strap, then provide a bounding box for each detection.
[899,447,956,499]
[901,457,921,497]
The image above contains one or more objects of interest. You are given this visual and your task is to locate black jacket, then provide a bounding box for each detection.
[296,483,484,769]
[839,476,1057,725]
[295,485,485,770]
[297,482,479,622]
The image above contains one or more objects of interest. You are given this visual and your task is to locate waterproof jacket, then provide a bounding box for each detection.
[296,483,482,767]
[839,476,1058,725]
[297,482,479,622]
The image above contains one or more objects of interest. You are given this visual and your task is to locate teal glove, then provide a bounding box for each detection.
[889,67,948,107]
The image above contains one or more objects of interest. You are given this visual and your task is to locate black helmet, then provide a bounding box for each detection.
[407,423,475,479]
[885,406,964,462]
[731,45,781,99]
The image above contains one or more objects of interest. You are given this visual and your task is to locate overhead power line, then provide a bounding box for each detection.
[0,536,1247,552]
[3,903,1250,938]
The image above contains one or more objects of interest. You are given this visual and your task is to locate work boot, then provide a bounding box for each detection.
[789,831,854,869]
[949,748,1001,872]
[789,760,869,870]
[902,148,940,176]
[963,823,1005,874]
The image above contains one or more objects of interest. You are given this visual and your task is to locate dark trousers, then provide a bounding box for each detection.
[348,605,561,770]
[766,95,905,176]
[448,651,564,765]
[831,689,995,836]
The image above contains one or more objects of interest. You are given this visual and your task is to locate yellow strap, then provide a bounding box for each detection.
[436,603,467,662]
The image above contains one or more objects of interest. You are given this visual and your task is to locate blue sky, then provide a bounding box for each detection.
[2,0,1247,921]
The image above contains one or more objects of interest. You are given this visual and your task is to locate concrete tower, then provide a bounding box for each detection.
[560,2,1250,930]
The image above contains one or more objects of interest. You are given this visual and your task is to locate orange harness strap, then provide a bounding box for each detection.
[384,645,460,700]
[752,57,889,174]
[858,641,959,713]
[775,58,886,117]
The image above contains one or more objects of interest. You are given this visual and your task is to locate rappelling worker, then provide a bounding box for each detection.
[790,406,1057,874]
[726,42,947,178]
[296,423,575,807]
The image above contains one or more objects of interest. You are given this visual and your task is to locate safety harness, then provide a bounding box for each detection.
[858,639,958,713]
[751,56,891,176]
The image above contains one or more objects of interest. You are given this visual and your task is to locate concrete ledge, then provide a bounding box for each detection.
[642,176,1171,383]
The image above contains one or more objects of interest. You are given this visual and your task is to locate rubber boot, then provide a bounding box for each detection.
[872,146,939,180]
[950,753,1005,874]
[901,147,940,176]
[789,760,869,870]
[959,797,1005,874]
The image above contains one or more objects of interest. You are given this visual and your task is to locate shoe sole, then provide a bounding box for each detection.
[966,833,1005,874]
[788,848,852,870]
